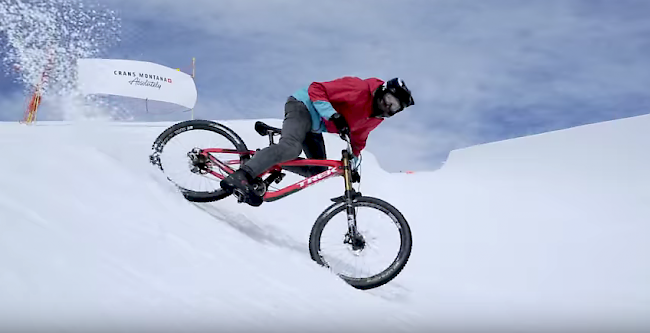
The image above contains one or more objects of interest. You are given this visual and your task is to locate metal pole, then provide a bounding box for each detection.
[191,57,196,120]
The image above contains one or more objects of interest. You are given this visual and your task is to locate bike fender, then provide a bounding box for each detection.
[330,190,362,203]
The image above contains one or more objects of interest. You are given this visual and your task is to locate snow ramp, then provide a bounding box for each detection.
[0,115,648,332]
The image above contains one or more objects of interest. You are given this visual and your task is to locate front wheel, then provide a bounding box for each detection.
[309,196,412,290]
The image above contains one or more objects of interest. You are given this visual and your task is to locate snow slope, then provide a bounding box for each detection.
[0,115,649,332]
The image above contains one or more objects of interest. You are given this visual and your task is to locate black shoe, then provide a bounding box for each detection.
[244,192,263,207]
[221,169,264,207]
[221,169,253,193]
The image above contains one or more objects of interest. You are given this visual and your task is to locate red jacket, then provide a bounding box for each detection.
[305,76,384,156]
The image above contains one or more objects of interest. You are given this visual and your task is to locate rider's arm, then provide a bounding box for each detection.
[312,101,337,120]
[307,83,337,120]
[351,136,366,157]
[350,126,371,157]
[307,76,366,121]
[349,117,383,157]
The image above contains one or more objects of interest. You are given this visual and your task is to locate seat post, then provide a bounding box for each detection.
[268,131,275,145]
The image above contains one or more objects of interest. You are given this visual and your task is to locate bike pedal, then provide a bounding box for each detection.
[233,189,247,203]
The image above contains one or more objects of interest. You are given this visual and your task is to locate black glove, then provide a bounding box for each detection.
[330,113,350,138]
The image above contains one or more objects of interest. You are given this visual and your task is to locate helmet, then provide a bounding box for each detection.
[372,77,414,118]
[382,77,414,109]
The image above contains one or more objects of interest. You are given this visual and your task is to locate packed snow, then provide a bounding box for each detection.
[0,115,649,332]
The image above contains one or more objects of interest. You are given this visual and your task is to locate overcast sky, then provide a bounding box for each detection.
[2,0,650,171]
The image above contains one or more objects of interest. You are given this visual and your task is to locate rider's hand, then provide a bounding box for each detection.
[330,113,350,138]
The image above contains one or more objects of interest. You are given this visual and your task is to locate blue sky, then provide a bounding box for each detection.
[2,0,650,171]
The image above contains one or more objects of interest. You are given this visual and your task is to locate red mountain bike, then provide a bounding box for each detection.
[150,119,412,290]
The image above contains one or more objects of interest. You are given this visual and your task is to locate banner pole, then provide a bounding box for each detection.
[191,57,196,120]
[22,49,54,124]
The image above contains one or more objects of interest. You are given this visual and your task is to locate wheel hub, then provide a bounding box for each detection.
[344,232,366,252]
[187,148,210,174]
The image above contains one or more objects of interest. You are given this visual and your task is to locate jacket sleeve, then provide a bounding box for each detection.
[351,134,367,157]
[307,77,366,120]
[350,122,380,157]
[307,83,337,120]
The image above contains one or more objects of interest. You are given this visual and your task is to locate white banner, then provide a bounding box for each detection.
[76,58,197,109]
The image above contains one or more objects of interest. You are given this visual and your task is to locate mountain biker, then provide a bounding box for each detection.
[221,76,415,206]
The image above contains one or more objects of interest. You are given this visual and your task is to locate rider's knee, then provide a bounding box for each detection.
[281,140,303,159]
[288,145,303,159]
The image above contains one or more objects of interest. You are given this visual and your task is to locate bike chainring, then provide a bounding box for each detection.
[233,180,266,204]
[249,178,267,197]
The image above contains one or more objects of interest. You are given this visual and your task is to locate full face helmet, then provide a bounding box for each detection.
[372,77,415,118]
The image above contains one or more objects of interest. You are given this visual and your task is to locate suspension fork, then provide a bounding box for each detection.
[341,150,358,234]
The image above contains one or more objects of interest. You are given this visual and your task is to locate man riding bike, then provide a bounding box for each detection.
[220,76,415,206]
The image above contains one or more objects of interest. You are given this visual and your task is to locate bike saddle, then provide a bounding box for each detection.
[255,121,282,136]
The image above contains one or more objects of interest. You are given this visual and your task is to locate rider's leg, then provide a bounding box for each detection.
[303,132,326,160]
[233,96,312,178]
[301,132,328,176]
[220,97,311,203]
[280,127,328,177]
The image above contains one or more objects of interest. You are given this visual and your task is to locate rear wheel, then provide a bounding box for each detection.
[309,196,412,290]
[150,120,249,202]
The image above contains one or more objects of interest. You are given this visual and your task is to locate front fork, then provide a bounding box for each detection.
[342,150,365,250]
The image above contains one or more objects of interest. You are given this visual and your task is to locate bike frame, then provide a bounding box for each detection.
[200,148,348,202]
[196,130,360,249]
